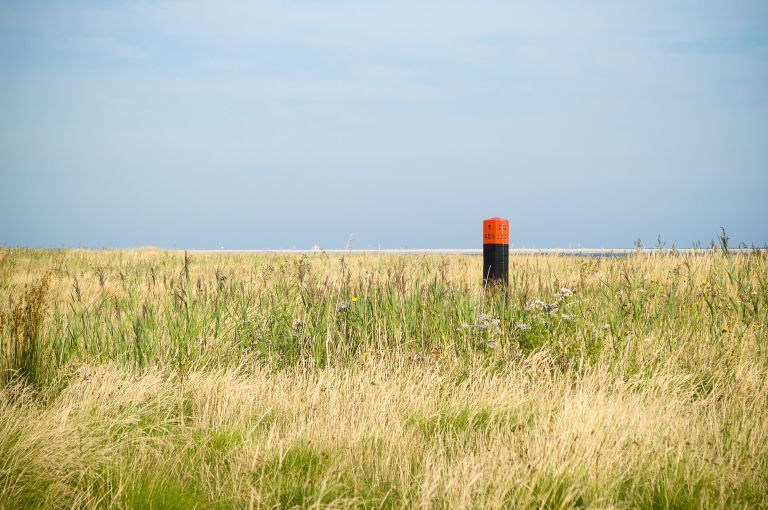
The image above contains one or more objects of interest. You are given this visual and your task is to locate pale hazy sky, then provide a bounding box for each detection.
[1,1,767,249]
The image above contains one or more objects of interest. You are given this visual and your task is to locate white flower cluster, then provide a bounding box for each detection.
[525,287,575,314]
[459,312,502,334]
[519,287,577,329]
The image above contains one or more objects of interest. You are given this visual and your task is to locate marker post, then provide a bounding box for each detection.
[483,217,509,285]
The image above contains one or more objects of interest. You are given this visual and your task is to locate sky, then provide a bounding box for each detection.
[1,1,767,249]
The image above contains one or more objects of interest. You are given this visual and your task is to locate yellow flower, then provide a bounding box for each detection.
[721,326,729,333]
[701,280,709,286]
[351,296,358,303]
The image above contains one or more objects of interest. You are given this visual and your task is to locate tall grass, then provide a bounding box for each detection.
[0,272,49,387]
[0,247,766,508]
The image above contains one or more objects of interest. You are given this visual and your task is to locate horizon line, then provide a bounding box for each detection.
[3,246,763,254]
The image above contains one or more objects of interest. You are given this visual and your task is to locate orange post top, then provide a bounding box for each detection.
[483,217,509,245]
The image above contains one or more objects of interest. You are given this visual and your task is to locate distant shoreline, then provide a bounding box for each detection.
[186,248,761,256]
[3,247,762,256]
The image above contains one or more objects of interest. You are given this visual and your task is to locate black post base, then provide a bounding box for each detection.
[483,244,509,285]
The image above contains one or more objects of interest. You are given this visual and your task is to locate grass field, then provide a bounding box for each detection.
[1,248,766,509]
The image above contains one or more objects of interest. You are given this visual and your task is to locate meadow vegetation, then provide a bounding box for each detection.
[0,247,766,509]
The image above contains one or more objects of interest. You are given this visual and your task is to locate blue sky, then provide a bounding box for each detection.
[1,1,766,249]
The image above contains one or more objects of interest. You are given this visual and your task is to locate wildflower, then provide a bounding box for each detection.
[721,326,729,333]
[514,322,530,331]
[603,323,611,330]
[701,280,709,286]
[459,313,502,334]
[557,287,574,298]
[351,296,358,303]
[477,314,502,334]
[293,319,304,329]
[336,301,351,312]
[489,320,502,334]
[560,314,574,321]
[525,299,547,311]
